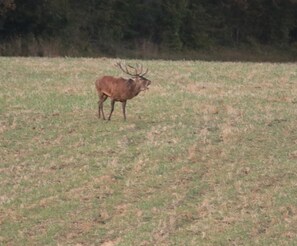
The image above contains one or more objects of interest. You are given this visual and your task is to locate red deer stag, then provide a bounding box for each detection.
[95,62,151,121]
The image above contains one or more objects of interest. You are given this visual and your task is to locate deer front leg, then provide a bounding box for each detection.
[122,100,127,120]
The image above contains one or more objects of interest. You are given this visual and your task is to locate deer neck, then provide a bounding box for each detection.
[130,78,142,97]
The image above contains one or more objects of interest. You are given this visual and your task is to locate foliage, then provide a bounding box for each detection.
[0,0,15,16]
[0,0,297,55]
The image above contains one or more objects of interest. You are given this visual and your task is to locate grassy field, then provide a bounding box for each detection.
[1,57,297,245]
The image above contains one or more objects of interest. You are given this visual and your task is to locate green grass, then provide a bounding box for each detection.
[1,57,297,245]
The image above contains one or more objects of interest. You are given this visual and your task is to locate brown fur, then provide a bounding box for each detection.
[95,75,151,120]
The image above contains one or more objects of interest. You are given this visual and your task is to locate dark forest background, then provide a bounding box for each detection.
[1,0,297,60]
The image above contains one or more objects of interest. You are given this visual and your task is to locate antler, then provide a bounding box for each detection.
[140,65,148,76]
[131,64,149,77]
[115,62,135,76]
[116,62,148,77]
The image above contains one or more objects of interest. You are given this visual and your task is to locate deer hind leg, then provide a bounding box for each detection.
[108,99,115,121]
[121,101,127,120]
[98,93,108,120]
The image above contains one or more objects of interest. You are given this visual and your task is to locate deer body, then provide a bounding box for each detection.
[96,76,141,101]
[95,63,151,121]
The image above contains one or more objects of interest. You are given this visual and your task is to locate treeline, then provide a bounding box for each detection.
[1,0,297,57]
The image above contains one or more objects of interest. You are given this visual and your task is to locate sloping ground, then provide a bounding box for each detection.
[1,58,297,245]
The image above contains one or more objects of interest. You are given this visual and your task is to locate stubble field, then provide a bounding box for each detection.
[1,57,297,245]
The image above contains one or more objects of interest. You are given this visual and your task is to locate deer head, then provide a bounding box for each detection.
[116,62,151,91]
